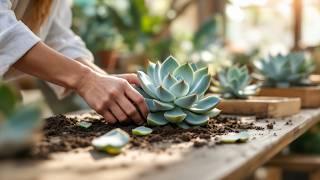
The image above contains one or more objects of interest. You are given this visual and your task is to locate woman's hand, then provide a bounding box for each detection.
[76,71,148,124]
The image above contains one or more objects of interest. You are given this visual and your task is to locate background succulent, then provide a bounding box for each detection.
[254,52,315,88]
[213,66,259,99]
[0,83,42,157]
[136,56,220,127]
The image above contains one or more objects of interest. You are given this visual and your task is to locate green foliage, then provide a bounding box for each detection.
[219,131,249,144]
[254,52,315,88]
[92,128,130,155]
[193,17,220,50]
[72,0,172,58]
[0,83,42,156]
[137,56,221,127]
[0,83,18,116]
[132,126,153,136]
[214,66,259,99]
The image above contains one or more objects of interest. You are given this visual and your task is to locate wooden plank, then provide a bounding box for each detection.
[1,109,320,180]
[267,154,320,171]
[259,87,320,108]
[217,96,301,118]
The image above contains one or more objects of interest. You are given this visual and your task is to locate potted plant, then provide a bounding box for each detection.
[0,83,42,157]
[211,66,301,118]
[136,56,221,128]
[254,52,320,108]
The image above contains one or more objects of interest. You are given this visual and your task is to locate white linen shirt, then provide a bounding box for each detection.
[0,0,94,98]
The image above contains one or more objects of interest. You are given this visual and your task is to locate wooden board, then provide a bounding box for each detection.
[310,74,320,85]
[266,154,320,171]
[258,87,320,108]
[217,96,301,118]
[1,109,320,180]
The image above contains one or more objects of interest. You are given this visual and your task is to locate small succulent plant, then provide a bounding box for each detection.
[137,56,221,127]
[213,66,259,99]
[0,83,42,157]
[254,52,315,88]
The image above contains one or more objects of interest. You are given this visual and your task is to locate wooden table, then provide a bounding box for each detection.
[1,109,320,180]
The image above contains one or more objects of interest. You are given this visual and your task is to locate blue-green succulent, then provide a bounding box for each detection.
[137,56,221,127]
[254,52,315,87]
[214,66,259,99]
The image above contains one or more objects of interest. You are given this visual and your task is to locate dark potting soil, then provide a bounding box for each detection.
[31,112,264,158]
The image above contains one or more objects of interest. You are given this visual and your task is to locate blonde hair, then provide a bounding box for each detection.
[23,0,53,33]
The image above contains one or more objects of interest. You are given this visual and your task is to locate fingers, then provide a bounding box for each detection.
[109,103,128,123]
[115,74,141,86]
[103,111,117,124]
[125,85,149,118]
[117,96,144,125]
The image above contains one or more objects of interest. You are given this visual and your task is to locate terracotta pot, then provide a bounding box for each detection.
[96,50,119,73]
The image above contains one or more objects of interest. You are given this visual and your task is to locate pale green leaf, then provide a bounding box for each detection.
[132,126,153,136]
[184,111,209,126]
[91,128,130,154]
[190,96,220,113]
[156,85,175,102]
[173,63,194,86]
[169,80,189,97]
[163,74,177,90]
[174,94,198,108]
[137,71,157,98]
[160,56,179,80]
[147,112,168,126]
[164,107,187,123]
[189,74,211,95]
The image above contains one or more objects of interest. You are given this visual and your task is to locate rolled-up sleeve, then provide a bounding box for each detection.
[0,0,40,77]
[44,1,93,62]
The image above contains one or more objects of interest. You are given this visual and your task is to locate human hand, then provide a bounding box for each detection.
[112,73,141,86]
[75,71,148,124]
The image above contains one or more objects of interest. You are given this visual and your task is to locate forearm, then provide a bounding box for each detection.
[13,42,92,90]
[75,58,107,75]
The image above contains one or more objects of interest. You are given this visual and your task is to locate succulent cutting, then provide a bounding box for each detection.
[137,56,221,127]
[92,128,130,155]
[254,52,315,88]
[213,66,259,99]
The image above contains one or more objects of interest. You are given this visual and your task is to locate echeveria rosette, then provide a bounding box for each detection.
[254,52,315,88]
[214,66,259,99]
[136,56,221,127]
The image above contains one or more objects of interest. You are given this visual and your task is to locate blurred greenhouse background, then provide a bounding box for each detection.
[70,0,320,75]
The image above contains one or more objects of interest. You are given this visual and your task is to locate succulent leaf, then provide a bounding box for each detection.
[176,122,191,129]
[173,63,194,86]
[169,80,190,97]
[160,56,179,80]
[154,62,162,85]
[132,126,153,136]
[163,74,178,89]
[164,107,187,123]
[137,71,157,98]
[189,74,211,95]
[190,96,220,113]
[147,112,168,126]
[156,86,175,102]
[190,63,198,71]
[206,108,221,118]
[174,94,198,108]
[146,98,174,112]
[92,128,130,155]
[184,111,209,126]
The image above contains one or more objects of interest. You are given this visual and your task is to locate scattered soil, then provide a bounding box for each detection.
[266,123,274,129]
[29,112,264,159]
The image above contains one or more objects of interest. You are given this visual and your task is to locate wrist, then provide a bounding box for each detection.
[68,64,93,92]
